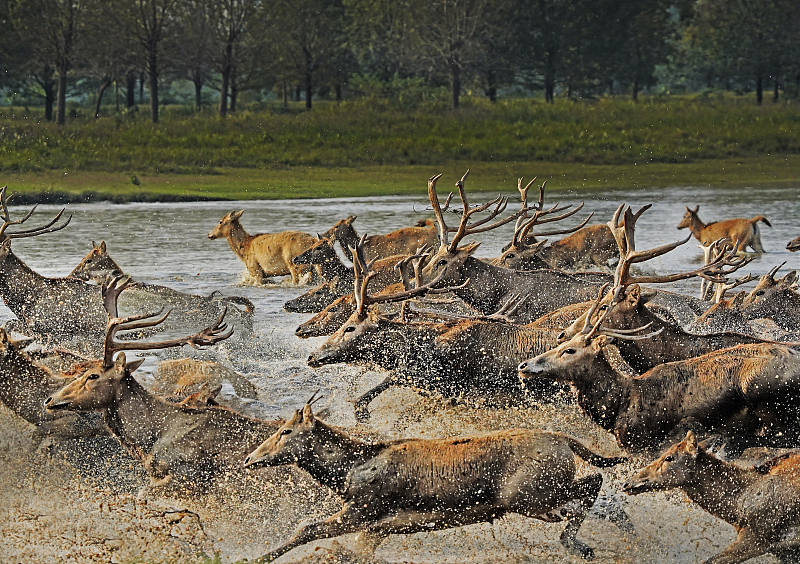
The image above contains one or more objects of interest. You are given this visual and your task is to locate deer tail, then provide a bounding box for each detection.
[564,436,627,468]
[753,215,772,227]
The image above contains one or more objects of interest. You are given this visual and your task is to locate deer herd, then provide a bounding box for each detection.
[2,175,800,564]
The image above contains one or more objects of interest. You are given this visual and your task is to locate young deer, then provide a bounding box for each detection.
[208,210,318,284]
[677,205,771,253]
[45,276,282,496]
[624,431,800,564]
[244,401,625,562]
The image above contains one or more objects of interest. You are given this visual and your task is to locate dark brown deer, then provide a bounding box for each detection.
[207,209,318,284]
[557,204,761,373]
[244,401,625,562]
[787,235,800,252]
[422,173,607,323]
[70,240,255,337]
[624,431,800,564]
[739,263,800,331]
[518,292,800,451]
[307,243,564,419]
[45,276,282,495]
[677,205,771,253]
[320,214,438,262]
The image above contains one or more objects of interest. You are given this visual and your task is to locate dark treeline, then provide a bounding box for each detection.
[0,0,798,125]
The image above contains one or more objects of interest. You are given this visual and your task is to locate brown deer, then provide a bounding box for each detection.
[422,173,608,323]
[45,276,282,495]
[70,240,255,337]
[320,214,438,262]
[677,205,771,253]
[557,204,761,373]
[787,235,800,252]
[307,243,564,419]
[623,431,800,564]
[518,292,800,452]
[207,210,318,284]
[244,401,625,562]
[152,358,259,400]
[739,263,800,331]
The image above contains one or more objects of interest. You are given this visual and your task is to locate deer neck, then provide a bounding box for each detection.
[225,221,255,260]
[298,422,384,495]
[0,250,47,316]
[319,252,351,281]
[570,353,631,432]
[0,347,59,424]
[103,374,181,461]
[334,225,359,261]
[687,214,707,238]
[361,318,429,370]
[451,258,515,314]
[682,451,758,526]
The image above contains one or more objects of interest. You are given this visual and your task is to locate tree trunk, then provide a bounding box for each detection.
[94,80,112,118]
[126,72,136,108]
[632,78,640,101]
[43,77,56,121]
[56,70,67,125]
[229,66,238,112]
[335,83,342,102]
[115,80,119,112]
[295,84,301,102]
[544,49,556,103]
[486,69,497,103]
[219,66,230,117]
[148,49,159,123]
[139,72,145,104]
[194,76,203,112]
[756,74,763,105]
[282,81,288,107]
[773,77,779,102]
[305,71,313,109]
[451,54,461,109]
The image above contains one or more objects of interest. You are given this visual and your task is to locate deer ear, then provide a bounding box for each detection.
[461,241,482,255]
[594,334,614,348]
[125,358,145,373]
[0,238,11,254]
[779,271,797,288]
[99,241,106,252]
[640,288,657,304]
[302,403,315,423]
[685,431,698,455]
[624,284,641,305]
[691,205,699,213]
[346,215,357,224]
[233,210,245,220]
[732,291,746,308]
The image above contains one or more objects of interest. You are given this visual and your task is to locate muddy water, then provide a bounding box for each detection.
[1,183,796,563]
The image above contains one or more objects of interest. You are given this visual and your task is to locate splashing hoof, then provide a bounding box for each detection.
[561,534,594,560]
[354,405,371,423]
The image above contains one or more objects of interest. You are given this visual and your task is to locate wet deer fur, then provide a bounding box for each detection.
[519,335,800,451]
[207,210,318,284]
[677,205,771,253]
[320,215,438,262]
[244,403,624,562]
[624,431,800,564]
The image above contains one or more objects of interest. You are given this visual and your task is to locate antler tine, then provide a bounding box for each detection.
[714,272,758,303]
[581,284,611,337]
[101,275,135,318]
[532,210,594,238]
[601,325,664,341]
[518,203,589,242]
[362,267,457,308]
[766,261,786,282]
[624,241,752,287]
[306,389,322,406]
[394,250,428,290]
[427,174,449,248]
[7,208,71,238]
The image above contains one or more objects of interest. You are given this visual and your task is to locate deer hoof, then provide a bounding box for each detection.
[354,405,371,423]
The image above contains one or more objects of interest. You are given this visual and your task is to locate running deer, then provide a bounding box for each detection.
[243,401,625,562]
[307,243,564,419]
[320,214,438,262]
[518,289,800,451]
[624,431,800,564]
[739,262,800,332]
[208,210,318,284]
[677,205,771,253]
[557,204,761,373]
[70,240,255,337]
[45,276,282,495]
[422,172,606,323]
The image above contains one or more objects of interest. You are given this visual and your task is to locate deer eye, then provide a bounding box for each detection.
[755,290,765,296]
[664,455,675,462]
[87,373,99,380]
[564,348,576,355]
[506,253,515,259]
[437,259,448,267]
[344,326,356,333]
[280,429,292,436]
[599,305,608,311]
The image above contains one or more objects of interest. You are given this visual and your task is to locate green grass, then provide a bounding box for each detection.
[1,93,798,201]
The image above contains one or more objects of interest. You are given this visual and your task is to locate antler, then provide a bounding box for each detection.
[580,284,663,341]
[100,276,233,368]
[608,204,751,288]
[0,186,72,240]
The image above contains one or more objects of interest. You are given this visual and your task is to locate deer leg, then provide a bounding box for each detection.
[256,503,369,563]
[769,527,800,564]
[352,529,388,556]
[555,473,603,560]
[353,374,398,422]
[702,527,767,564]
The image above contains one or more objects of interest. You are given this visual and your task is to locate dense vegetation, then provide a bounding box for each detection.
[1,0,799,127]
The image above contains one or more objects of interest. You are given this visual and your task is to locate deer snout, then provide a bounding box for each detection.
[44,395,69,411]
[517,357,544,375]
[622,477,650,495]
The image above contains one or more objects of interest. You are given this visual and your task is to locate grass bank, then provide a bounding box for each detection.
[1,94,797,201]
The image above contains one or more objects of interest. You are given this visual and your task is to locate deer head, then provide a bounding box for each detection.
[207,210,244,239]
[623,431,702,495]
[676,205,700,230]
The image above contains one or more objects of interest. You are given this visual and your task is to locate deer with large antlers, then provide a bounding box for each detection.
[518,287,800,452]
[45,276,282,496]
[244,400,625,562]
[307,242,566,420]
[421,172,607,323]
[677,205,771,253]
[624,431,800,564]
[557,204,763,373]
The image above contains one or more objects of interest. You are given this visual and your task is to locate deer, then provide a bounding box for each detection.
[320,214,439,262]
[787,235,800,252]
[518,288,800,452]
[70,240,255,337]
[421,172,610,323]
[677,205,771,253]
[243,400,626,562]
[207,209,319,284]
[44,276,283,496]
[307,242,566,420]
[557,204,763,373]
[152,358,259,400]
[623,431,800,564]
[738,262,800,332]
